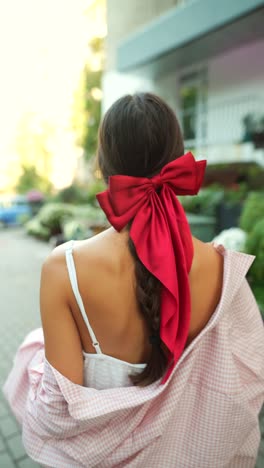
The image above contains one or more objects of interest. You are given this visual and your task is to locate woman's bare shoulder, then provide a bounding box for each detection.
[188,238,224,343]
[43,227,130,287]
[191,238,223,271]
[44,228,115,263]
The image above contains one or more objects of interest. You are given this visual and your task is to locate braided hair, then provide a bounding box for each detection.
[128,236,168,386]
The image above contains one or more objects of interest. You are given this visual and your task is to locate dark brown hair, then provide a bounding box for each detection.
[97,93,184,386]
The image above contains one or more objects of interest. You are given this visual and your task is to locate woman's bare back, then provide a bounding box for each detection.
[54,229,223,367]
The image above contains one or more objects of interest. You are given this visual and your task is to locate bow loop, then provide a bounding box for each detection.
[160,152,206,196]
[97,152,206,383]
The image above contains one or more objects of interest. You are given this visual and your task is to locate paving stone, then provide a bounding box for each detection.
[6,433,26,460]
[256,410,264,467]
[18,457,41,468]
[0,416,19,438]
[0,229,49,467]
[0,452,16,468]
[256,453,264,468]
[0,437,6,452]
[0,400,9,418]
[260,415,264,434]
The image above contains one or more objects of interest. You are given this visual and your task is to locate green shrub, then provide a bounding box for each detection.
[223,183,248,206]
[245,217,264,283]
[26,202,108,241]
[86,180,106,205]
[251,284,264,315]
[37,203,74,235]
[179,187,224,216]
[26,218,50,240]
[63,220,89,241]
[26,203,74,240]
[53,180,106,206]
[73,205,107,224]
[54,184,87,204]
[240,192,264,233]
[62,206,107,240]
[17,212,32,225]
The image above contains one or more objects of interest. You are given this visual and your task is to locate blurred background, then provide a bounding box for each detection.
[1,0,263,307]
[0,1,264,466]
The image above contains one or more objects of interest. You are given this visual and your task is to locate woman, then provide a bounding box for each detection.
[4,93,264,467]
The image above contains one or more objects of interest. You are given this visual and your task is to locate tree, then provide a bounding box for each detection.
[72,37,104,161]
[15,112,54,184]
[16,164,52,194]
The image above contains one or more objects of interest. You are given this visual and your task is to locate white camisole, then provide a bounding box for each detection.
[65,241,146,390]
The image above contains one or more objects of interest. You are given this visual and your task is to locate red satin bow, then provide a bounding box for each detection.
[97,152,206,383]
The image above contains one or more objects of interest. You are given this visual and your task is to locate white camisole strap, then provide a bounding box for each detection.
[65,240,102,354]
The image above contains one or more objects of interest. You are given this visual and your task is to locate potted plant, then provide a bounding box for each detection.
[216,182,248,231]
[242,113,264,148]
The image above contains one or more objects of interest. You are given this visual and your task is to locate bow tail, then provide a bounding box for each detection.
[130,194,190,382]
[160,189,193,382]
[130,195,179,298]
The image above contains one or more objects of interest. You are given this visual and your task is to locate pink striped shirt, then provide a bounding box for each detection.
[3,246,264,467]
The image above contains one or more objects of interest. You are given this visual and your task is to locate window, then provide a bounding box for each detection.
[179,69,207,148]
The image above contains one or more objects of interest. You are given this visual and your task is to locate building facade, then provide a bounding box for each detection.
[103,0,264,167]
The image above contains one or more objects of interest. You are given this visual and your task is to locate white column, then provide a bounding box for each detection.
[102,70,155,113]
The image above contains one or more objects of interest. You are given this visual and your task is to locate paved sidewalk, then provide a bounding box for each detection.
[0,228,50,468]
[0,228,264,467]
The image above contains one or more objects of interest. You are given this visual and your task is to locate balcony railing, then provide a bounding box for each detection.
[182,95,264,151]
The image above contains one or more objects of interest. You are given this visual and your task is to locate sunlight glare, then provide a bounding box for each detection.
[0,0,104,191]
